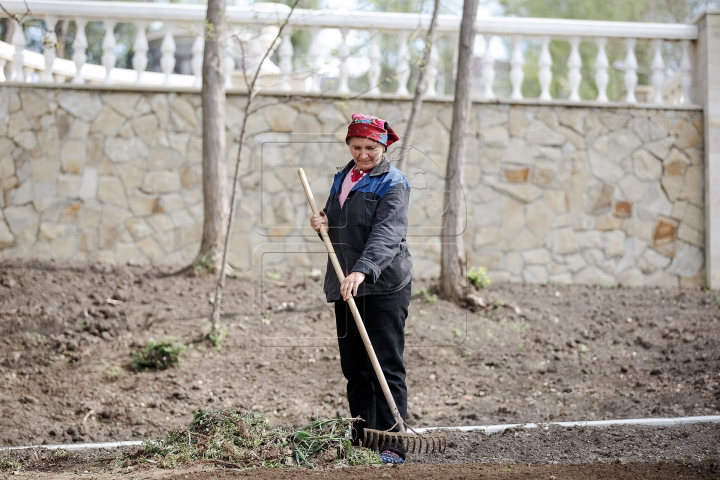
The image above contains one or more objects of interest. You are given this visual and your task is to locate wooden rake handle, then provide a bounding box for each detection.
[298,168,406,434]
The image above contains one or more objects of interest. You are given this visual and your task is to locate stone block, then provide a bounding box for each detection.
[20,90,51,119]
[568,170,591,213]
[89,105,124,136]
[508,109,529,137]
[493,183,542,203]
[663,149,690,176]
[652,219,676,257]
[613,201,632,218]
[137,237,165,261]
[574,266,616,286]
[674,120,701,149]
[99,224,120,249]
[677,223,704,248]
[522,248,550,265]
[178,225,202,246]
[559,126,583,149]
[523,266,548,284]
[141,170,181,194]
[525,200,554,237]
[661,174,683,202]
[503,167,529,183]
[604,231,626,258]
[618,268,645,286]
[116,243,147,263]
[509,228,542,250]
[30,158,58,183]
[595,213,624,231]
[60,202,82,223]
[645,269,679,287]
[129,194,158,216]
[132,114,159,146]
[479,126,509,147]
[505,252,523,275]
[79,207,101,229]
[618,175,647,203]
[599,112,630,130]
[0,211,15,249]
[558,109,586,133]
[98,176,127,208]
[57,91,102,121]
[125,218,153,240]
[638,248,671,274]
[525,120,565,146]
[639,184,672,217]
[550,228,578,254]
[105,137,149,164]
[565,253,585,273]
[103,205,133,225]
[61,140,87,174]
[170,96,197,130]
[473,226,504,249]
[633,149,662,181]
[588,148,624,183]
[681,204,703,232]
[678,166,703,207]
[51,237,75,258]
[588,184,614,214]
[501,198,524,240]
[78,167,99,201]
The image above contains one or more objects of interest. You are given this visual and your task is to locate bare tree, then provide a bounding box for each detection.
[397,0,441,173]
[196,0,230,273]
[438,0,477,299]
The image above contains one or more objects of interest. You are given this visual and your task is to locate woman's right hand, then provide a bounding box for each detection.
[310,211,328,233]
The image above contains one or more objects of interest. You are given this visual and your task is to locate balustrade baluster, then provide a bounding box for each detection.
[160,24,176,87]
[568,36,581,101]
[425,40,438,97]
[594,37,609,103]
[650,38,664,104]
[23,65,33,82]
[680,39,692,105]
[133,21,149,86]
[510,34,524,100]
[368,29,381,94]
[307,27,321,93]
[0,58,6,82]
[10,18,26,82]
[72,18,88,84]
[395,30,410,96]
[279,29,294,92]
[623,37,638,104]
[102,19,117,85]
[42,15,58,83]
[481,34,495,100]
[538,35,552,101]
[224,39,237,89]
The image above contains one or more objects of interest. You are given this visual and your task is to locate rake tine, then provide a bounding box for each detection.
[410,436,416,454]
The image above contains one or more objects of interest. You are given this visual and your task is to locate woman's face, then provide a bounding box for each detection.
[348,137,384,171]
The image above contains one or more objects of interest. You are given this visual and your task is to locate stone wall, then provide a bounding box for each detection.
[0,86,706,286]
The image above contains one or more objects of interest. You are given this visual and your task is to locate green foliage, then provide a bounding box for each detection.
[493,299,505,309]
[412,287,438,304]
[106,365,123,380]
[0,459,21,471]
[266,270,282,280]
[133,410,381,469]
[193,251,216,274]
[205,324,228,350]
[467,267,491,289]
[131,338,186,371]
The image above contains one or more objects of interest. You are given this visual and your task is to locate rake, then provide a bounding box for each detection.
[298,168,447,455]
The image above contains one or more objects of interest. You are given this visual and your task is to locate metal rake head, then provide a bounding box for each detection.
[362,428,447,454]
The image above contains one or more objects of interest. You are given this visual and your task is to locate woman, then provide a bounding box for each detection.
[310,113,413,464]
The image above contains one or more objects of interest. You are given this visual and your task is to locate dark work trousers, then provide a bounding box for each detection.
[334,281,411,457]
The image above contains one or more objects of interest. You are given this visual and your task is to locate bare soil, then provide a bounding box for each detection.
[0,259,719,477]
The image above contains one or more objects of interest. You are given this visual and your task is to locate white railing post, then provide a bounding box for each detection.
[538,35,552,100]
[680,39,692,105]
[72,17,87,85]
[307,26,321,93]
[10,18,26,82]
[510,34,524,100]
[0,58,6,82]
[568,36,581,101]
[368,29,381,94]
[594,37,609,103]
[102,19,117,85]
[279,28,293,92]
[191,30,203,89]
[425,39,438,97]
[224,40,237,89]
[395,30,410,96]
[623,37,638,104]
[133,20,149,86]
[481,34,496,100]
[42,15,58,83]
[336,28,350,94]
[160,23,176,87]
[650,38,664,104]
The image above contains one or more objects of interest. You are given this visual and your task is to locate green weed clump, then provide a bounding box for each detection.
[467,267,491,289]
[412,287,438,304]
[131,338,186,371]
[204,324,228,350]
[132,410,381,469]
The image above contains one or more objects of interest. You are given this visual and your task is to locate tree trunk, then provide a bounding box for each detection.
[439,0,477,299]
[198,0,229,272]
[397,0,441,173]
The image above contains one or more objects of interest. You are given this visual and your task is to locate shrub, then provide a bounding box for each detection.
[467,267,491,288]
[131,338,186,371]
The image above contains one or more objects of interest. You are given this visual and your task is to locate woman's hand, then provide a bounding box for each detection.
[340,272,365,301]
[310,211,328,233]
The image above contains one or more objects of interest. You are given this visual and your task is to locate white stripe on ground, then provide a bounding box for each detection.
[1,415,719,451]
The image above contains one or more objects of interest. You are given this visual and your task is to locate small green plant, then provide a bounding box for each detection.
[0,458,21,471]
[193,250,216,274]
[266,270,282,280]
[24,331,45,343]
[106,365,122,380]
[493,299,504,309]
[412,287,437,304]
[467,267,491,289]
[131,338,186,371]
[453,327,464,338]
[204,324,228,350]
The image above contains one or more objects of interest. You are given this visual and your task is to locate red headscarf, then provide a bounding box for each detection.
[345,113,400,147]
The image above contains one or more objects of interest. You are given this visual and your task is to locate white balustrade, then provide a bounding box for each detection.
[538,35,552,101]
[278,29,293,92]
[102,19,117,85]
[395,30,410,96]
[650,38,664,104]
[510,34,524,100]
[160,24,176,87]
[424,40,438,97]
[0,0,701,106]
[481,34,496,100]
[367,30,381,95]
[10,18,26,82]
[567,36,581,101]
[42,15,57,83]
[71,17,87,85]
[623,37,638,104]
[594,37,609,103]
[133,21,149,86]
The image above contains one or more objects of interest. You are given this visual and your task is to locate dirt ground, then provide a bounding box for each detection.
[0,259,719,476]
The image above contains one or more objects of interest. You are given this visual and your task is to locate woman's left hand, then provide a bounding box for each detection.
[340,272,366,301]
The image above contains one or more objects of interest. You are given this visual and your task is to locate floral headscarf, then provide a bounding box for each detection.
[345,113,400,147]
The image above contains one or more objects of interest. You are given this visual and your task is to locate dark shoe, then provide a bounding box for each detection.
[379,450,405,464]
